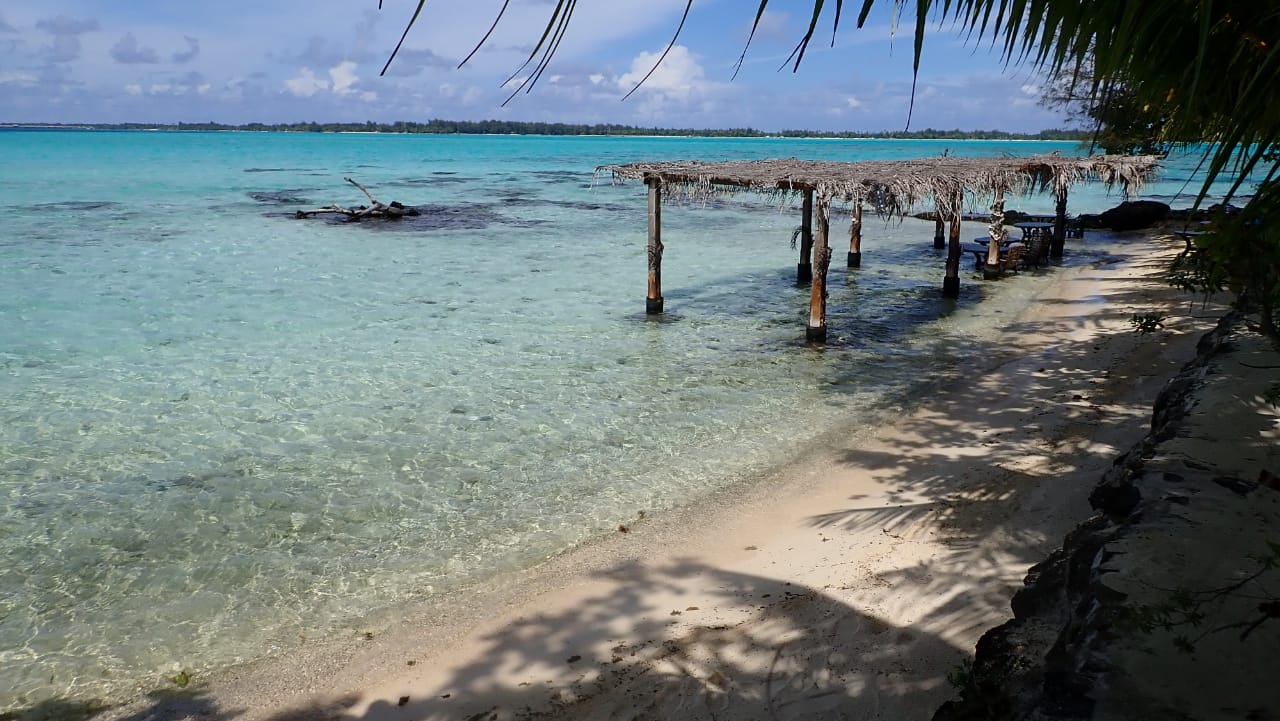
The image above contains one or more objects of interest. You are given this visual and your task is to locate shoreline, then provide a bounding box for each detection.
[90,229,1223,721]
[0,124,1085,142]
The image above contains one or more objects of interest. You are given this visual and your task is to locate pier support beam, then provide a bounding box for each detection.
[1051,186,1069,259]
[984,186,1008,280]
[943,201,963,297]
[847,201,863,268]
[797,189,814,283]
[807,195,832,342]
[645,178,664,314]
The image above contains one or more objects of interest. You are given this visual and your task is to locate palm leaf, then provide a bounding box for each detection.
[622,0,695,101]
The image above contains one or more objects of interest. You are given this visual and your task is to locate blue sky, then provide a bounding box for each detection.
[0,1,1070,131]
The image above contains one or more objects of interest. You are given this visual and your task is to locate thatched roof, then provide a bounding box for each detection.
[597,154,1162,217]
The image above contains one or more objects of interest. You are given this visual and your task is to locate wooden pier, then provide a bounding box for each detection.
[599,154,1160,342]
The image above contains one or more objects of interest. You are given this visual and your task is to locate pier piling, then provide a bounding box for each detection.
[797,189,814,283]
[1052,187,1069,259]
[943,200,963,297]
[646,178,664,314]
[807,196,832,342]
[848,201,863,268]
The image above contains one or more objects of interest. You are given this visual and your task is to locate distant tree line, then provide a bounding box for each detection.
[0,120,1087,141]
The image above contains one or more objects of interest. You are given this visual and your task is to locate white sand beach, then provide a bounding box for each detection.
[98,231,1221,721]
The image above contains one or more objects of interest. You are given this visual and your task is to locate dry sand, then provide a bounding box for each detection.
[102,231,1221,721]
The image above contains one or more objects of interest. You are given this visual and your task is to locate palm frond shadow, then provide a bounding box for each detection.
[798,250,1224,643]
[13,690,242,721]
[258,561,964,721]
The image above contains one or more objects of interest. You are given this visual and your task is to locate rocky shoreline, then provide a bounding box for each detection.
[935,310,1280,720]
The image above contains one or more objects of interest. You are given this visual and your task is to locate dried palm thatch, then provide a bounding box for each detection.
[596,154,1162,218]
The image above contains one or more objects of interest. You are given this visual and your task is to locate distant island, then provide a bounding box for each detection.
[0,120,1088,141]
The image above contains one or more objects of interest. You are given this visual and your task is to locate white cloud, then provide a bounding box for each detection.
[617,45,705,99]
[433,83,480,104]
[329,60,358,95]
[285,67,327,97]
[110,32,159,64]
[380,46,453,77]
[36,14,100,64]
[172,36,199,64]
[124,83,142,95]
[846,96,863,109]
[282,61,370,99]
[0,71,37,87]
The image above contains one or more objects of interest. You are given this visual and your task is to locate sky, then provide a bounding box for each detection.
[0,1,1072,132]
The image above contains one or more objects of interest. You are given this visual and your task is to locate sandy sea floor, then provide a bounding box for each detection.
[89,230,1221,721]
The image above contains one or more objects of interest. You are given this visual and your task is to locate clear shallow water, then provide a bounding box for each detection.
[0,131,1232,709]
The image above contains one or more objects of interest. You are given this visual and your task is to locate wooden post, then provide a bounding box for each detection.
[933,214,946,249]
[798,189,814,283]
[847,201,863,268]
[943,197,963,297]
[645,178,664,314]
[984,186,1008,280]
[1051,186,1068,259]
[807,195,832,342]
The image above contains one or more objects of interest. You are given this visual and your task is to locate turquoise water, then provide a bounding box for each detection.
[0,131,1227,709]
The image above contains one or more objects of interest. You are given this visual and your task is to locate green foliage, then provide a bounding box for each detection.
[942,654,1027,719]
[1085,83,1170,156]
[1041,65,1171,155]
[170,670,191,688]
[1130,312,1166,334]
[1169,184,1280,348]
[1167,237,1228,299]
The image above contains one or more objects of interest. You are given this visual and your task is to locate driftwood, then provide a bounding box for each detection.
[295,177,420,220]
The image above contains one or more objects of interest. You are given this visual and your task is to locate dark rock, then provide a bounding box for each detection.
[1076,213,1104,229]
[1213,475,1258,495]
[1089,451,1144,517]
[249,189,312,204]
[1097,200,1170,231]
[934,311,1250,721]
